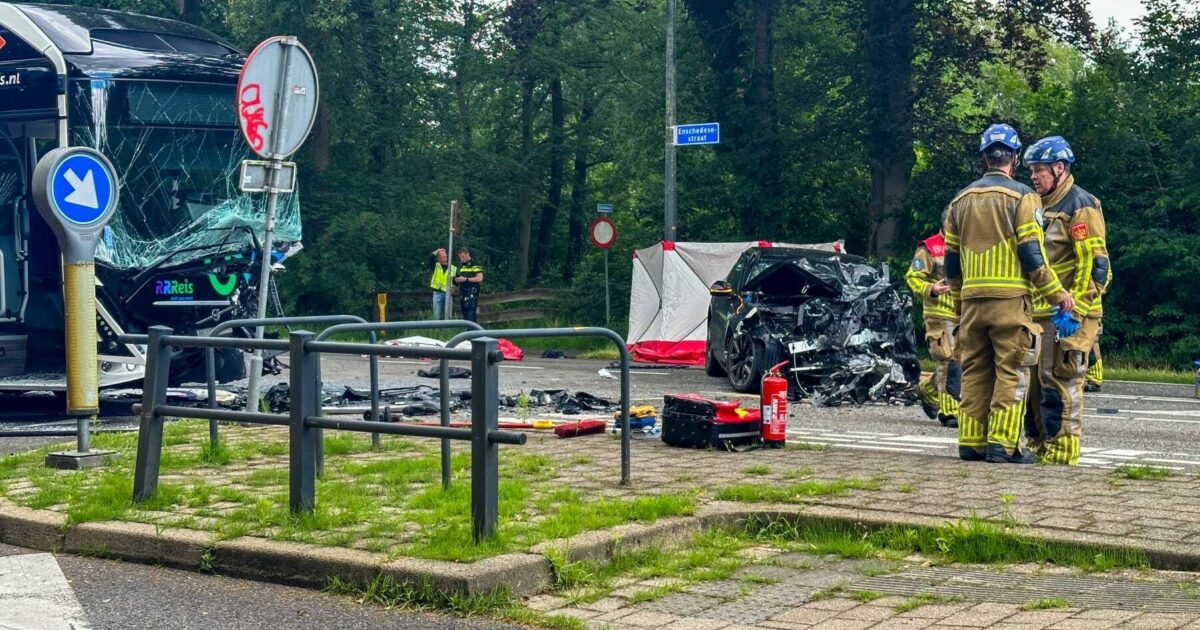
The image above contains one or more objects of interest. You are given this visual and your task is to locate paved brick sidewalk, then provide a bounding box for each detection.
[528,546,1200,629]
[526,431,1200,556]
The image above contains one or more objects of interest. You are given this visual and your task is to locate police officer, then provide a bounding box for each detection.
[1023,136,1109,466]
[453,247,484,323]
[944,124,1073,463]
[906,229,960,428]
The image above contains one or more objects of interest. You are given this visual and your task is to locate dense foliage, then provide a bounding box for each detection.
[42,0,1200,366]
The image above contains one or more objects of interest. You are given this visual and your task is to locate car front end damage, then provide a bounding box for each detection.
[735,255,920,406]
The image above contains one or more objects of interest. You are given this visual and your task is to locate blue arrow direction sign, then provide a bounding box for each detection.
[674,123,719,146]
[50,153,115,226]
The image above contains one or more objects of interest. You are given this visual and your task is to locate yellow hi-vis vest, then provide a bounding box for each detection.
[429,263,454,292]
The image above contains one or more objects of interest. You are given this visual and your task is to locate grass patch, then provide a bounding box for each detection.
[1022,597,1070,610]
[849,589,884,602]
[324,573,587,629]
[739,573,781,585]
[627,581,686,604]
[1105,366,1192,384]
[748,516,1148,572]
[783,466,813,480]
[742,464,772,476]
[0,421,696,564]
[576,348,619,361]
[895,593,964,613]
[1112,464,1172,481]
[716,476,883,503]
[545,528,751,604]
[199,440,231,466]
[808,583,850,601]
[897,483,916,493]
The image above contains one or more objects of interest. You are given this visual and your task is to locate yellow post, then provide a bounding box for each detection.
[63,262,100,414]
[376,292,387,323]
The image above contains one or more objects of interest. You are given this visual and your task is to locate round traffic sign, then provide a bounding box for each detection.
[31,147,119,231]
[589,216,617,249]
[237,36,319,159]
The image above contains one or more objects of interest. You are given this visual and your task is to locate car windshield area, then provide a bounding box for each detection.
[741,253,889,304]
[69,79,300,269]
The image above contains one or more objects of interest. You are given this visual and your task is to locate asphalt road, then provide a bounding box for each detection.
[0,541,521,630]
[310,353,1200,470]
[3,353,1199,470]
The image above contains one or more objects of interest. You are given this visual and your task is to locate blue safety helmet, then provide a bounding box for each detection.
[980,123,1022,153]
[1024,136,1076,165]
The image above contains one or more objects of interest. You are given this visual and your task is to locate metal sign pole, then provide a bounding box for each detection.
[604,248,610,325]
[664,0,677,242]
[246,40,299,413]
[445,200,456,320]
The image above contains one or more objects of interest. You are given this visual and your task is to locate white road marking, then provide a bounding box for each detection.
[880,435,959,445]
[1091,393,1200,405]
[780,426,1200,470]
[0,553,90,630]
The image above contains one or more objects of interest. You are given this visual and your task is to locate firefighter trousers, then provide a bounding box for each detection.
[957,296,1039,459]
[1086,331,1103,386]
[1025,316,1101,466]
[918,317,961,418]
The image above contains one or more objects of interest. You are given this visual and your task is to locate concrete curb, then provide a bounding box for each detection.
[5,498,1200,602]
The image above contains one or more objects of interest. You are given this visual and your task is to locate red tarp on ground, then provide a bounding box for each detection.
[498,338,524,361]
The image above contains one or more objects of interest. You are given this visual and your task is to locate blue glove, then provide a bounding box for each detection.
[1051,306,1080,339]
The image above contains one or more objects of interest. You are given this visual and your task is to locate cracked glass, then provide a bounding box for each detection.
[69,78,301,270]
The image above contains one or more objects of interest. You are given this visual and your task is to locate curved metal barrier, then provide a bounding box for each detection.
[314,320,484,479]
[121,326,523,543]
[444,327,633,485]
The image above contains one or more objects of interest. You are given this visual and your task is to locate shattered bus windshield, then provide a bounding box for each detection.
[69,79,300,269]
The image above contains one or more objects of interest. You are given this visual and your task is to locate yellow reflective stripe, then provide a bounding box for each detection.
[963,279,1032,289]
[944,231,960,247]
[1015,222,1041,238]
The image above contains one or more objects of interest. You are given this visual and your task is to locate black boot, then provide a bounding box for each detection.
[939,414,958,428]
[985,444,1035,464]
[959,447,985,461]
[1084,382,1101,393]
[921,398,938,420]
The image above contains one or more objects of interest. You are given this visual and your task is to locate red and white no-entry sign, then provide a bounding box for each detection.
[589,216,616,249]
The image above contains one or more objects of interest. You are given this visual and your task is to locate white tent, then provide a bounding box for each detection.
[627,240,844,364]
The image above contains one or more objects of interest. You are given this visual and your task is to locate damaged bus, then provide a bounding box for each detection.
[0,3,300,394]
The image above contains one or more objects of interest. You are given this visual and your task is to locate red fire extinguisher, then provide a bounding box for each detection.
[761,361,790,448]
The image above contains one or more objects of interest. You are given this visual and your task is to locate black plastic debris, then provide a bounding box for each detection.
[541,349,566,359]
[416,366,472,379]
[728,253,920,407]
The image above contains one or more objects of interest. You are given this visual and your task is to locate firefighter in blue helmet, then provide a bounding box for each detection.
[1023,136,1110,466]
[944,124,1072,463]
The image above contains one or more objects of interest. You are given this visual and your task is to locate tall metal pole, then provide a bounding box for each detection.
[604,248,610,324]
[246,39,299,413]
[445,200,456,319]
[664,0,677,242]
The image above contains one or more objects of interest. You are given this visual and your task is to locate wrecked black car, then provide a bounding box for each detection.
[705,247,920,405]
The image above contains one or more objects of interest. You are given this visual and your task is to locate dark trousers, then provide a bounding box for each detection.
[460,297,478,323]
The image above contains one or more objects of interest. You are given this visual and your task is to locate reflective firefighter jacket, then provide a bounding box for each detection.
[1030,175,1110,320]
[906,233,957,321]
[943,170,1065,306]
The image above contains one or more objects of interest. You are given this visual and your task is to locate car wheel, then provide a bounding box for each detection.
[705,329,726,377]
[727,333,762,393]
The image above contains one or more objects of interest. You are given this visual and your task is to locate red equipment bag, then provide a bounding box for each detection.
[661,394,762,450]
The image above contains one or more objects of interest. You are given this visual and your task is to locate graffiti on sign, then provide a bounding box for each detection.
[239,83,268,152]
